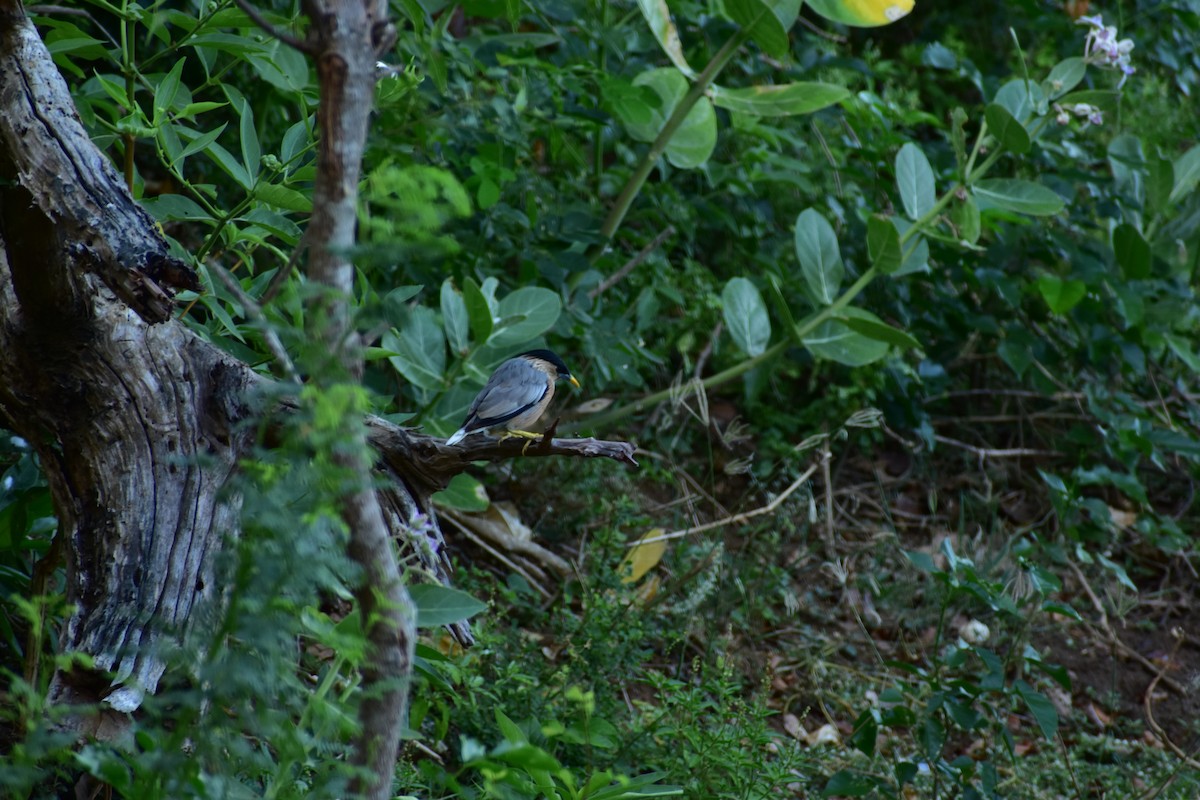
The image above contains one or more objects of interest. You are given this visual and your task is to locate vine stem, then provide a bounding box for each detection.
[588,28,750,262]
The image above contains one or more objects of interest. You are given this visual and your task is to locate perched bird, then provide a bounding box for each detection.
[444,349,581,447]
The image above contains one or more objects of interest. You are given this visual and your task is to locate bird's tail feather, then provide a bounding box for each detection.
[445,428,469,446]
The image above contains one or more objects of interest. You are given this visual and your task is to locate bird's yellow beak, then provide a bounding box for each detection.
[569,375,581,390]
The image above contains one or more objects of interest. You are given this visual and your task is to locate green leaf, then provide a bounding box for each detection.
[892,219,929,276]
[921,715,945,759]
[722,0,800,59]
[1169,142,1200,204]
[1112,224,1151,280]
[1036,275,1086,315]
[247,46,310,93]
[1146,156,1173,215]
[205,141,252,190]
[410,584,487,627]
[432,473,490,512]
[950,107,968,174]
[821,770,878,797]
[635,0,695,78]
[839,313,920,350]
[1043,56,1086,99]
[281,119,311,165]
[793,208,843,305]
[254,183,312,212]
[1014,680,1058,740]
[710,82,849,116]
[766,274,801,344]
[440,279,470,355]
[1094,550,1138,592]
[803,307,890,366]
[721,278,771,356]
[141,194,211,222]
[495,709,527,743]
[384,305,446,391]
[153,58,186,123]
[176,123,227,162]
[177,101,227,118]
[238,98,260,182]
[490,286,562,347]
[953,196,981,245]
[994,77,1046,123]
[806,0,913,27]
[463,277,494,343]
[1165,334,1200,374]
[867,215,902,274]
[973,179,1064,216]
[94,72,132,109]
[984,103,1030,154]
[626,69,717,169]
[896,143,936,220]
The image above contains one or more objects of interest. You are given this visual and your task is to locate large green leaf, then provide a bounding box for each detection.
[984,103,1030,154]
[892,219,929,276]
[806,0,913,27]
[384,305,446,391]
[489,286,562,347]
[793,208,843,305]
[839,313,920,350]
[1169,142,1200,204]
[896,142,935,220]
[710,82,849,116]
[462,277,494,344]
[636,0,695,78]
[624,68,717,169]
[722,0,801,59]
[866,215,902,274]
[432,473,490,512]
[994,78,1046,124]
[410,584,488,628]
[803,307,890,366]
[1112,224,1151,280]
[1014,680,1059,740]
[1042,56,1086,99]
[721,278,771,356]
[973,179,1064,216]
[440,279,470,355]
[1036,275,1086,315]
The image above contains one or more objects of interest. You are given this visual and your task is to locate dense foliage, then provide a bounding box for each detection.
[3,0,1199,797]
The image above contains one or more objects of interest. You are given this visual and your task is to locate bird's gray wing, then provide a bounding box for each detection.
[468,358,550,425]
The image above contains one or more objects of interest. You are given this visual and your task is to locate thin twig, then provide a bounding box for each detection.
[440,513,552,599]
[588,226,675,300]
[209,262,300,383]
[629,461,820,547]
[1066,560,1187,695]
[1141,628,1200,770]
[934,434,1060,459]
[233,0,313,53]
[693,321,722,380]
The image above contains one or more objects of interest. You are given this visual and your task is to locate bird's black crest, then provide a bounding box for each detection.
[519,349,572,376]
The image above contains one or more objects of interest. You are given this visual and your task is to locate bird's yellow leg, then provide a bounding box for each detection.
[498,429,542,454]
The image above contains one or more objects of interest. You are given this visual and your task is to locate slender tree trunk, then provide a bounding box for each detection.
[299,1,414,795]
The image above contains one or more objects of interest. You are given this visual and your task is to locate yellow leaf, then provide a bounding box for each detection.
[618,529,667,583]
[807,0,914,27]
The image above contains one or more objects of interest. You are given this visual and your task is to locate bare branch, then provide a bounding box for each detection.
[209,262,300,383]
[631,462,820,547]
[589,226,675,300]
[233,0,313,53]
